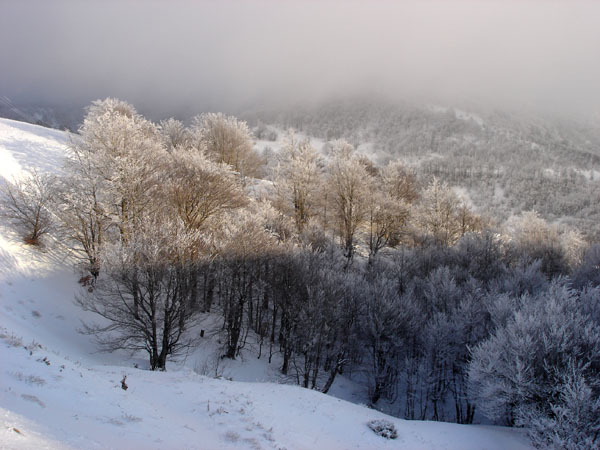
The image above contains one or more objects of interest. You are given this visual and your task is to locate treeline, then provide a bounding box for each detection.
[1,98,599,449]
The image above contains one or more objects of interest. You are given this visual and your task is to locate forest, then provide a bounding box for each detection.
[2,98,599,449]
[247,99,600,240]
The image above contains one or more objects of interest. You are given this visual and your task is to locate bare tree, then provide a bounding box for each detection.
[77,217,200,370]
[0,170,55,246]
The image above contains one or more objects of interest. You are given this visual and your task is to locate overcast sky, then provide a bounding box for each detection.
[1,0,599,119]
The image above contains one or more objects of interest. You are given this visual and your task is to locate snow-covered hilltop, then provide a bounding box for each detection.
[0,117,534,449]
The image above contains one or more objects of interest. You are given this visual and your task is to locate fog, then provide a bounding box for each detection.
[1,0,599,119]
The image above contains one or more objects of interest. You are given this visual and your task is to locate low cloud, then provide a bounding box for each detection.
[1,0,599,119]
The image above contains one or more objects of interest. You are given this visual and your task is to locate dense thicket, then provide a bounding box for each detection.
[38,98,600,449]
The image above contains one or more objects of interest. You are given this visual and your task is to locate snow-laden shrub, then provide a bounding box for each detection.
[367,419,398,439]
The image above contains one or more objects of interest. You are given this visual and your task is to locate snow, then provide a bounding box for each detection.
[0,119,68,180]
[453,186,475,209]
[0,118,533,449]
[253,128,327,157]
[425,104,485,127]
[453,109,485,127]
[574,167,600,181]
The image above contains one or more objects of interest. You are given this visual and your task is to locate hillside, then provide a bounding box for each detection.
[5,96,600,238]
[0,117,534,449]
[244,99,600,239]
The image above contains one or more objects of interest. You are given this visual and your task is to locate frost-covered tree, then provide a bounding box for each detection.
[469,282,600,447]
[59,98,166,275]
[360,278,415,405]
[258,246,358,388]
[284,255,359,391]
[367,189,410,259]
[77,216,201,370]
[192,112,263,177]
[523,368,600,449]
[159,117,190,152]
[0,170,55,245]
[319,269,361,393]
[284,253,332,388]
[77,98,165,241]
[504,211,568,277]
[272,131,323,233]
[381,160,419,204]
[572,244,600,289]
[424,277,489,424]
[455,231,506,283]
[168,148,247,232]
[416,178,470,246]
[327,141,369,259]
[215,207,276,359]
[267,249,308,374]
[55,170,109,277]
[166,147,248,311]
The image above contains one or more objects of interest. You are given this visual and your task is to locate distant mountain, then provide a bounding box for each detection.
[0,97,83,131]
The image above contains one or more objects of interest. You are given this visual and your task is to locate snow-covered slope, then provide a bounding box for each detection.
[0,119,68,181]
[0,118,533,449]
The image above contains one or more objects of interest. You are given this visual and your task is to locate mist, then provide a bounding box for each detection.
[1,0,599,119]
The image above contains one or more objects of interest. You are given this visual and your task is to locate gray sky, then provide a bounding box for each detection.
[1,0,599,118]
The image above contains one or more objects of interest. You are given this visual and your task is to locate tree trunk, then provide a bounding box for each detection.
[322,353,344,394]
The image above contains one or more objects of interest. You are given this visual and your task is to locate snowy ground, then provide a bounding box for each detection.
[0,118,533,449]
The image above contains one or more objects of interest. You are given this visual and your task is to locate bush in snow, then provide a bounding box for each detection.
[367,419,398,439]
[0,170,55,246]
